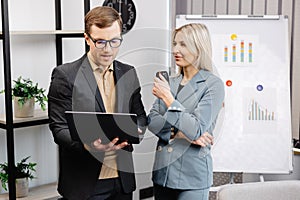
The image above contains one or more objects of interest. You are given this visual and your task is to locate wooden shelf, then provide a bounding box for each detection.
[0,109,49,129]
[293,148,300,155]
[0,182,60,200]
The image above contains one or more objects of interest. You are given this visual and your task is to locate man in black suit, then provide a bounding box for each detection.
[48,6,147,200]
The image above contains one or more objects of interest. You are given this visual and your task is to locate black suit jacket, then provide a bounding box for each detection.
[48,54,147,200]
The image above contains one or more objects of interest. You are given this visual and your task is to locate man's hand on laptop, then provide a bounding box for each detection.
[84,138,128,152]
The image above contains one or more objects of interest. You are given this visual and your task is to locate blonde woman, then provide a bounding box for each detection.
[148,23,225,200]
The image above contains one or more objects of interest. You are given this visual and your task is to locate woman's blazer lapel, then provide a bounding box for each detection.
[172,72,207,105]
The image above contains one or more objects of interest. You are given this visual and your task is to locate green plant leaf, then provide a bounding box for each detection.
[0,156,37,191]
[1,76,48,110]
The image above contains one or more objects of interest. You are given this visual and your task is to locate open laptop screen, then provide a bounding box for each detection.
[65,111,139,144]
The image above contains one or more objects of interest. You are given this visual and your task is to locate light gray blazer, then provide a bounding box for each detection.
[148,69,225,190]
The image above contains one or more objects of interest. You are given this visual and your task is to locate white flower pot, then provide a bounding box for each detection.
[14,97,35,118]
[15,178,29,198]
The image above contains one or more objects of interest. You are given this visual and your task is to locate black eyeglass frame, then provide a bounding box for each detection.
[87,33,123,49]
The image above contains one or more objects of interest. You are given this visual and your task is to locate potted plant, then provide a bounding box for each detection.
[0,76,48,118]
[0,156,37,197]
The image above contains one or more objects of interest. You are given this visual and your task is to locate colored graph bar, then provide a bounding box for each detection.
[255,101,258,120]
[240,40,244,62]
[232,44,236,62]
[224,46,228,62]
[248,42,253,63]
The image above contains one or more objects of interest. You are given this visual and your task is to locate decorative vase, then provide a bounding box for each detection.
[15,178,29,198]
[14,97,35,118]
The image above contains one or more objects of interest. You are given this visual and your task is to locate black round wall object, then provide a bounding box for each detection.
[102,0,137,34]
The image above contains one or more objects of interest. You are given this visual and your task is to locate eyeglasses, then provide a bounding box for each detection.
[87,33,123,49]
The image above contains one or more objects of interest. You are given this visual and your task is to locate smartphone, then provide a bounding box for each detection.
[156,71,169,82]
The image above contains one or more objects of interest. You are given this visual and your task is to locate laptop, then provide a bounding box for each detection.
[65,111,140,144]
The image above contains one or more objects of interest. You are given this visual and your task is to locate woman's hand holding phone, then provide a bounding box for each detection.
[156,71,169,82]
[153,71,174,107]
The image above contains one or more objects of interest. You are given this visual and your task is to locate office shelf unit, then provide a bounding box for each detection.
[0,0,90,199]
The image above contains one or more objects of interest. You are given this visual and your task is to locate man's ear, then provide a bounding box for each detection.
[84,33,90,44]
